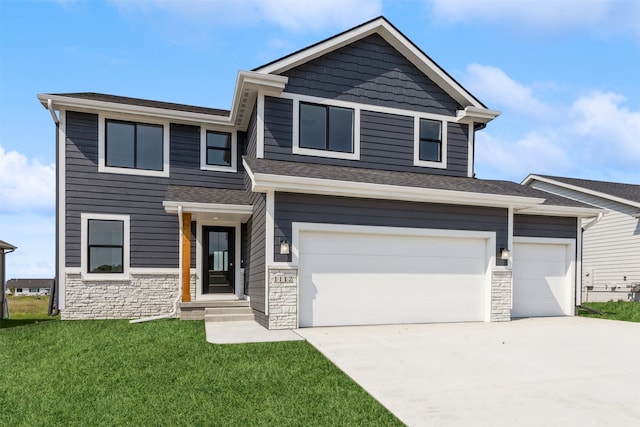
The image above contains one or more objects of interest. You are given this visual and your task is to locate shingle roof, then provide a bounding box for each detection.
[52,92,230,116]
[537,175,640,204]
[165,186,250,205]
[244,157,592,208]
[0,240,17,251]
[6,278,54,287]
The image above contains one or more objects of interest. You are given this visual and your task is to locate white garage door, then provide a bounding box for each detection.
[297,226,493,327]
[512,239,575,318]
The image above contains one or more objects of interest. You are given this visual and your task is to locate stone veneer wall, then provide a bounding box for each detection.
[62,271,180,320]
[491,268,512,322]
[267,267,298,329]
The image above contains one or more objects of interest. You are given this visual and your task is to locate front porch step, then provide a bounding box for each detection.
[180,300,251,320]
[204,305,254,323]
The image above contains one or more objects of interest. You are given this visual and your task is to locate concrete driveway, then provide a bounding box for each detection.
[296,317,640,427]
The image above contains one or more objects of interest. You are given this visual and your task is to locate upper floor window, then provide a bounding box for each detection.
[106,120,163,171]
[99,115,170,177]
[414,117,447,169]
[299,102,354,154]
[419,119,442,162]
[200,129,237,172]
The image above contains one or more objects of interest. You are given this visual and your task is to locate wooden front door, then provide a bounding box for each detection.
[203,227,235,294]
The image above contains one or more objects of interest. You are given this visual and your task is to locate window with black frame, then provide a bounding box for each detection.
[206,131,232,167]
[419,118,442,162]
[88,219,124,273]
[105,120,163,171]
[299,102,354,153]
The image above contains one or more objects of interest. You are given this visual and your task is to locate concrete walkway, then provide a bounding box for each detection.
[296,317,640,427]
[205,320,303,344]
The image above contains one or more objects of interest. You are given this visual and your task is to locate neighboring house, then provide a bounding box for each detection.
[38,17,600,328]
[7,279,54,296]
[523,175,640,302]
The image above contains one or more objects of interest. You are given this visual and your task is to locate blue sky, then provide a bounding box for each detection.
[1,0,639,280]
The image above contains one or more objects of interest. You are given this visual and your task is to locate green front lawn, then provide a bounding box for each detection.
[578,301,640,322]
[0,320,401,426]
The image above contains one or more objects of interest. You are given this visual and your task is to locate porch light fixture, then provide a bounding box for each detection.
[280,239,290,255]
[500,248,510,260]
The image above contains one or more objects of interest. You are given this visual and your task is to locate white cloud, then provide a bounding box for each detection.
[0,146,55,215]
[108,0,382,33]
[462,63,555,118]
[476,131,569,179]
[426,0,640,40]
[568,91,640,167]
[469,66,640,182]
[0,213,55,280]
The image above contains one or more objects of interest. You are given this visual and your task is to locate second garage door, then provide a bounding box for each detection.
[297,226,494,327]
[512,238,575,318]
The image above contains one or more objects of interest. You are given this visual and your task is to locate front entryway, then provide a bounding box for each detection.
[202,226,235,294]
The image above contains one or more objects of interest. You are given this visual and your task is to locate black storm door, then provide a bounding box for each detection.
[203,227,235,294]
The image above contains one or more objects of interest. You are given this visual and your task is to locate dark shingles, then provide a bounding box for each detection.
[165,186,250,205]
[51,92,230,116]
[244,157,593,208]
[537,175,640,204]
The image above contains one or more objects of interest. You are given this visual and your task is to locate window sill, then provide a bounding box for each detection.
[99,165,170,178]
[414,159,447,169]
[293,146,359,161]
[200,164,237,173]
[81,272,130,282]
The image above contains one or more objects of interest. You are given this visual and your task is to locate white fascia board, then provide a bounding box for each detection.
[255,18,485,109]
[523,174,640,210]
[163,201,253,216]
[456,106,501,124]
[515,204,605,218]
[38,94,234,127]
[229,71,288,128]
[250,172,545,209]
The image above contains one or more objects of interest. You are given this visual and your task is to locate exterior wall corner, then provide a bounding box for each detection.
[491,268,512,322]
[267,266,298,329]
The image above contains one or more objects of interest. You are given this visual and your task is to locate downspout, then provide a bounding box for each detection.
[582,212,604,232]
[46,99,60,316]
[130,205,183,324]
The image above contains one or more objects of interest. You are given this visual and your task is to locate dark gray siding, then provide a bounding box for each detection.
[246,105,258,158]
[263,97,469,177]
[282,34,462,115]
[274,193,508,265]
[245,175,266,313]
[65,111,246,268]
[514,215,578,239]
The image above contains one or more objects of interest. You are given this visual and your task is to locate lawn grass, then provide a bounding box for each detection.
[578,301,640,322]
[1,295,58,328]
[0,320,402,426]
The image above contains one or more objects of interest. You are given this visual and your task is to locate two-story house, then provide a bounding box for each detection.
[39,17,600,328]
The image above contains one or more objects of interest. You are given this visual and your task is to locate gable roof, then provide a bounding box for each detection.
[254,16,496,119]
[244,157,600,216]
[523,174,640,209]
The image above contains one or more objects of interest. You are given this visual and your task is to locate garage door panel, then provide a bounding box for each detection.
[512,241,573,318]
[300,232,487,258]
[299,276,485,326]
[299,253,487,276]
[298,229,490,327]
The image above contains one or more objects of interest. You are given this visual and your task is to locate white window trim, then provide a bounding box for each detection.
[200,128,237,172]
[414,117,448,169]
[280,92,455,167]
[98,113,170,178]
[289,96,361,161]
[81,213,131,281]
